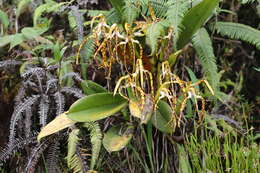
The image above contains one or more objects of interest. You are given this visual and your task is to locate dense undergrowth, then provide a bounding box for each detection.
[0,0,259,172]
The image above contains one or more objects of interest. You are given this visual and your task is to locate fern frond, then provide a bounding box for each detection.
[70,5,84,42]
[146,21,165,55]
[61,87,84,98]
[61,72,83,83]
[192,28,219,91]
[122,0,140,25]
[46,64,59,71]
[14,87,26,106]
[0,136,36,162]
[21,67,45,79]
[24,107,32,138]
[0,60,22,69]
[9,95,40,147]
[46,78,58,93]
[25,138,51,173]
[67,128,88,173]
[166,0,189,39]
[46,140,60,173]
[211,22,260,49]
[54,91,65,116]
[38,94,49,127]
[149,0,168,18]
[238,0,258,4]
[82,122,102,170]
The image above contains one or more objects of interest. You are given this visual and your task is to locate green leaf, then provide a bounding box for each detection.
[152,100,173,133]
[81,80,107,95]
[37,113,76,141]
[177,144,192,173]
[10,33,26,49]
[67,93,127,122]
[103,125,134,152]
[166,0,189,40]
[21,27,47,40]
[33,1,66,26]
[0,35,13,47]
[146,21,165,55]
[211,22,260,49]
[108,0,125,15]
[16,0,32,19]
[176,0,219,50]
[0,9,9,29]
[122,1,140,25]
[192,27,219,91]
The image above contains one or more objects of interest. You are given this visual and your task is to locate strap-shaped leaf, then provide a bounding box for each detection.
[37,113,75,141]
[67,93,127,122]
[176,0,219,50]
[152,100,173,133]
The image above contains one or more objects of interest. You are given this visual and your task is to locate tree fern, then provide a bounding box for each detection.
[211,22,260,49]
[192,27,219,92]
[82,122,102,170]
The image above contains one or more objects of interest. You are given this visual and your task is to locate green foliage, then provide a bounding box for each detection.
[146,21,165,55]
[0,9,9,29]
[16,0,32,19]
[102,125,134,152]
[0,26,48,49]
[67,129,83,173]
[67,93,128,122]
[211,22,260,49]
[166,0,189,40]
[176,0,219,50]
[192,27,219,92]
[151,100,173,133]
[82,122,102,170]
[81,80,107,95]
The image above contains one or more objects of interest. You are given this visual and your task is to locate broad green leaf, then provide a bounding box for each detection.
[103,125,133,152]
[37,113,76,141]
[146,21,164,55]
[21,27,47,40]
[81,80,107,95]
[176,0,219,50]
[0,9,9,29]
[10,33,26,49]
[152,100,173,133]
[0,35,13,47]
[67,93,127,122]
[16,0,32,19]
